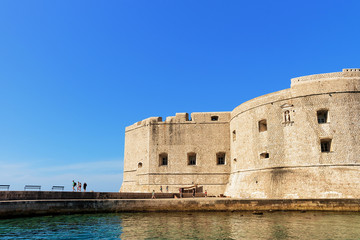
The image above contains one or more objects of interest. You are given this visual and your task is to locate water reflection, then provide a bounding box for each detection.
[1,211,360,239]
[120,212,360,240]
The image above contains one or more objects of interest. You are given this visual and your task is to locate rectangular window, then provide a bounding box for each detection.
[188,153,196,165]
[232,130,236,141]
[320,139,332,152]
[211,116,219,121]
[217,152,226,165]
[259,119,267,132]
[159,153,168,166]
[317,110,329,124]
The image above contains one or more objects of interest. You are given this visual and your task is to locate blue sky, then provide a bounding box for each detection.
[0,1,359,192]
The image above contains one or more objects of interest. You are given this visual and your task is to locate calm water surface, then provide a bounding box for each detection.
[1,211,360,239]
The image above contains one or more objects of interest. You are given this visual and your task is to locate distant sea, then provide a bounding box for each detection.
[1,211,360,239]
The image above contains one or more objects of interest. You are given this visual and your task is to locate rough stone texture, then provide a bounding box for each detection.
[1,198,360,218]
[121,69,360,199]
[121,112,230,195]
[0,191,205,201]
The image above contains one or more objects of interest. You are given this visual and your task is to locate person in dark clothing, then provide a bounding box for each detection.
[72,180,77,192]
[83,182,87,192]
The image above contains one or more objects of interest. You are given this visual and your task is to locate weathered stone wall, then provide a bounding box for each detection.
[0,191,205,201]
[122,69,360,199]
[121,117,155,192]
[121,112,231,195]
[226,69,360,198]
[2,198,360,218]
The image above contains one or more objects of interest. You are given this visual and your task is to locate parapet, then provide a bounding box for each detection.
[163,112,230,123]
[125,116,163,131]
[291,68,360,87]
[126,112,231,131]
[190,112,230,122]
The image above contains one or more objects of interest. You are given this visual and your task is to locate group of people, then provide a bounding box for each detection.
[72,180,87,192]
[159,185,169,192]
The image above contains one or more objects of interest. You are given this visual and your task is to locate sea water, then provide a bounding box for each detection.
[1,211,360,239]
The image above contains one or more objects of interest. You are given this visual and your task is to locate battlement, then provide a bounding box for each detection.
[125,112,231,131]
[291,68,360,87]
[343,68,360,72]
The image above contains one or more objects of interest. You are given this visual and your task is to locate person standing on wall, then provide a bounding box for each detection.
[83,182,87,192]
[160,186,162,193]
[152,190,156,199]
[72,180,76,192]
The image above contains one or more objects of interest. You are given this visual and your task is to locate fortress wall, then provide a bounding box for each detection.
[226,71,360,198]
[146,112,231,195]
[121,119,153,192]
[121,69,360,200]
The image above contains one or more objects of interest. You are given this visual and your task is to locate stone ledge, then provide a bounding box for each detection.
[1,198,360,218]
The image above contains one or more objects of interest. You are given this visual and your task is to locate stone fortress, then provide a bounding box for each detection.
[120,69,360,199]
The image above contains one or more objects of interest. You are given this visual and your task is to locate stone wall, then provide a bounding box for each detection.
[2,198,360,218]
[0,191,206,201]
[121,112,231,195]
[121,69,360,199]
[226,69,360,198]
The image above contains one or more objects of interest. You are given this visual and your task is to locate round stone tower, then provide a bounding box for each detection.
[225,69,360,199]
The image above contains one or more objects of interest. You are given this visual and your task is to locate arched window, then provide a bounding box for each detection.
[284,110,291,122]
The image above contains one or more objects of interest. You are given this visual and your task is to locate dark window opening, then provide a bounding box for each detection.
[159,153,168,166]
[188,153,197,165]
[138,162,143,168]
[232,130,236,141]
[217,152,226,165]
[317,110,328,124]
[259,119,267,132]
[211,116,219,121]
[321,139,332,152]
[260,152,269,159]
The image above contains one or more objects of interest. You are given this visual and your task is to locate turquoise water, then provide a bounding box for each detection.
[1,211,360,239]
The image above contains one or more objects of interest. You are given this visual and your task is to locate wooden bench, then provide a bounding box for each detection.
[24,185,41,191]
[0,185,10,191]
[52,186,64,191]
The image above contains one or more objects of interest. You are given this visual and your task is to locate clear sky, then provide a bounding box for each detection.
[0,0,359,192]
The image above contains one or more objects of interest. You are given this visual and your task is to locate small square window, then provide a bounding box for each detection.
[320,139,332,152]
[188,153,196,165]
[211,116,219,121]
[159,153,168,166]
[317,110,329,124]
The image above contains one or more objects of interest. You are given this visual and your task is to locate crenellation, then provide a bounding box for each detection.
[343,68,360,72]
[174,113,190,122]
